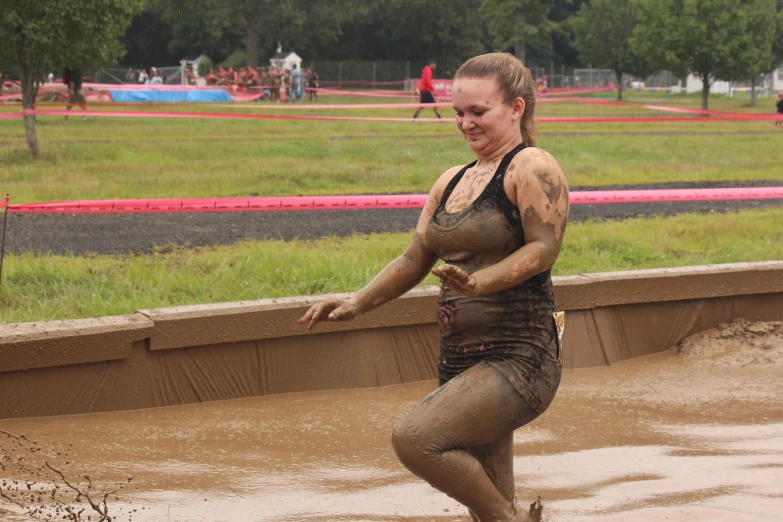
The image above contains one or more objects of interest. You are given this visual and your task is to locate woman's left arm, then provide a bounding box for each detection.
[432,149,569,297]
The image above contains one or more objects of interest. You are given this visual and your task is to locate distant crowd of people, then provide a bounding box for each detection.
[126,67,166,85]
[121,64,320,102]
[203,65,319,102]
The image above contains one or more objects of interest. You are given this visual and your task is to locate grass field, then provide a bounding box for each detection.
[1,207,782,323]
[1,91,781,202]
[0,90,781,323]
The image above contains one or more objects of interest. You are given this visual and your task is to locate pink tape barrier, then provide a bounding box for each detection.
[4,188,781,214]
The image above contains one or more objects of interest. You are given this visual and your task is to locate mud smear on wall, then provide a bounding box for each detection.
[1,321,781,521]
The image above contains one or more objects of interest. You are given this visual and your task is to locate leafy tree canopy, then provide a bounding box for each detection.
[571,0,654,100]
[0,0,142,158]
[632,0,776,109]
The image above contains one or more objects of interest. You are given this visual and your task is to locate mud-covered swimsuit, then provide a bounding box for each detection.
[423,143,562,414]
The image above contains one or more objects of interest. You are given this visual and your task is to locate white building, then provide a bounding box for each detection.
[685,74,731,94]
[269,50,302,72]
[772,68,783,92]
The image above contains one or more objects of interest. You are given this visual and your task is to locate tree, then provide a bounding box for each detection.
[632,0,768,110]
[148,0,244,66]
[480,0,555,63]
[571,0,653,100]
[120,10,178,68]
[772,2,783,74]
[151,0,361,69]
[0,0,142,158]
[370,0,486,74]
[736,0,778,106]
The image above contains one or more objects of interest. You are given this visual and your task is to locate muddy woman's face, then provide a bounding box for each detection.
[452,76,524,156]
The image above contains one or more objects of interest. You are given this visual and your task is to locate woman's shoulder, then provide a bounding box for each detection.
[504,146,566,201]
[509,147,562,179]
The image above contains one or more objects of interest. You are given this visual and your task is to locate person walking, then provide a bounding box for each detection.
[307,68,319,102]
[412,60,442,119]
[63,67,88,121]
[300,52,568,522]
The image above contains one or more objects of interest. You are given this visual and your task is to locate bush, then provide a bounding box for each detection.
[220,49,247,69]
[197,56,213,77]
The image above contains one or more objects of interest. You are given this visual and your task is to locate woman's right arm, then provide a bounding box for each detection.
[299,166,461,329]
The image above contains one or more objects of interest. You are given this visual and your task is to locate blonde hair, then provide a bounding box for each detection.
[454,53,538,146]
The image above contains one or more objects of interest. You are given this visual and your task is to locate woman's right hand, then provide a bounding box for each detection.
[298,299,360,330]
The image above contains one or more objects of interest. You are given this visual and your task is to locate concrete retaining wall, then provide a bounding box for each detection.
[1,261,781,419]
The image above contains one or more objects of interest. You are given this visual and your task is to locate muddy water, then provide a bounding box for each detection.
[1,324,782,521]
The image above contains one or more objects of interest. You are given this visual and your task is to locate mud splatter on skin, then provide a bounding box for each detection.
[534,171,564,206]
[300,232,438,328]
[465,148,569,296]
[391,363,543,522]
[444,158,500,213]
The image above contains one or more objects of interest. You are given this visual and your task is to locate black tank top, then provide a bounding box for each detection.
[423,143,561,413]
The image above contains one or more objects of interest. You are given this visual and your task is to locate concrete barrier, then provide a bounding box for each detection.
[1,261,781,419]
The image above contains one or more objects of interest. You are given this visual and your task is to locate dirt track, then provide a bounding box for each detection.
[3,180,782,256]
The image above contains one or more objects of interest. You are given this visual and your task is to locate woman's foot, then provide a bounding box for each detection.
[468,499,528,522]
[528,496,543,522]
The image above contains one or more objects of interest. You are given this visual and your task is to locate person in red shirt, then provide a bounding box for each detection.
[413,60,442,119]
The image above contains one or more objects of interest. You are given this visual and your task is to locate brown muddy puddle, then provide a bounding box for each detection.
[2,324,783,521]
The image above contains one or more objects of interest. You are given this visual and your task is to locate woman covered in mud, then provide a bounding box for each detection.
[299,52,569,522]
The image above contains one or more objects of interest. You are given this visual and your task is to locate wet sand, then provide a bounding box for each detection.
[1,321,782,521]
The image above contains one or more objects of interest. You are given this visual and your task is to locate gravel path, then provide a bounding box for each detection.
[3,180,781,256]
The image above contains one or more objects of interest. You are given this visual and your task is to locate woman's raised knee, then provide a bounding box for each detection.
[391,411,448,470]
[390,415,421,467]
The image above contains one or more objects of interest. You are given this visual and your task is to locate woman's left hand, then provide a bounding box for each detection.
[432,264,480,297]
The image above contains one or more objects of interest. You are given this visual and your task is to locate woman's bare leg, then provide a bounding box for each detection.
[466,435,515,521]
[391,362,541,522]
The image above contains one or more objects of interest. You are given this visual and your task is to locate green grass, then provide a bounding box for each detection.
[0,90,780,323]
[1,92,781,203]
[2,207,782,323]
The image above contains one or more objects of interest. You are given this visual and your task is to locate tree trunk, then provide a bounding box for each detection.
[700,72,710,111]
[244,1,261,68]
[515,7,525,63]
[245,20,261,68]
[19,63,40,159]
[751,75,757,107]
[616,69,623,101]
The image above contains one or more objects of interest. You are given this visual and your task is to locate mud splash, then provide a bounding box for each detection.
[674,319,783,366]
[0,429,136,521]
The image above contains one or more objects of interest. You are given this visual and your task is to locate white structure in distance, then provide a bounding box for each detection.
[269,43,303,72]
